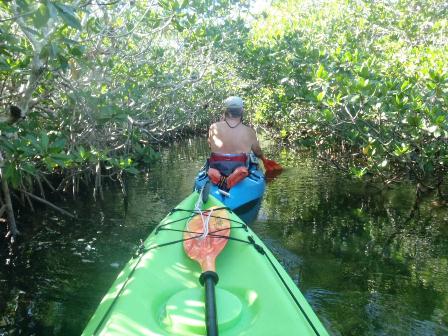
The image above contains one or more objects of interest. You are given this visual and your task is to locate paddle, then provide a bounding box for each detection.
[184,206,231,336]
[261,156,283,178]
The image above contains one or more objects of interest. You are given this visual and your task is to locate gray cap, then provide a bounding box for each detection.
[224,96,243,116]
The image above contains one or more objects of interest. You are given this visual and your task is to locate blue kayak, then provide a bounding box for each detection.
[194,156,266,224]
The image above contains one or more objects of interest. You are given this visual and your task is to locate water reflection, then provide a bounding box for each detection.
[0,138,447,336]
[256,148,448,336]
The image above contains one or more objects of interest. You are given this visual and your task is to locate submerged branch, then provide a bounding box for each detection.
[21,190,76,218]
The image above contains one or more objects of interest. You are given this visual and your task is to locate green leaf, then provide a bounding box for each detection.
[400,80,410,91]
[435,115,445,125]
[359,65,370,78]
[180,0,189,9]
[124,167,139,175]
[57,54,69,71]
[54,3,81,30]
[316,91,325,102]
[33,3,50,28]
[40,131,49,152]
[51,138,66,151]
[350,166,367,179]
[4,164,21,189]
[16,0,30,12]
[78,146,88,160]
[24,134,39,149]
[23,26,40,36]
[406,115,421,127]
[316,64,327,79]
[322,108,333,121]
[0,56,11,70]
[47,1,58,19]
[69,46,84,57]
[350,94,360,103]
[21,163,37,176]
[0,124,18,133]
[393,143,410,156]
[49,153,70,167]
[50,42,59,58]
[426,81,437,90]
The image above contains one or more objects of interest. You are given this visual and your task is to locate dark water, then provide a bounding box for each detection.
[1,138,447,336]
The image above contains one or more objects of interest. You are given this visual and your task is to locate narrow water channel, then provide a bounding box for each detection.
[1,138,447,336]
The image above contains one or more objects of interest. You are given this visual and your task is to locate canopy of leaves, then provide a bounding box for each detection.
[0,0,250,192]
[1,0,447,194]
[244,0,448,186]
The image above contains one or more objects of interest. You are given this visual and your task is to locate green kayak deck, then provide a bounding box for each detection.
[82,192,329,336]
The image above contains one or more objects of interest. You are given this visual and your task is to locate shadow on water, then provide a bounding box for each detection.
[0,137,447,335]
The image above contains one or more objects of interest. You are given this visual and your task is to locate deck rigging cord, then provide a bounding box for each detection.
[190,184,215,240]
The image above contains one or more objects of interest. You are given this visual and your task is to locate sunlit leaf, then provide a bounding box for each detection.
[400,80,410,91]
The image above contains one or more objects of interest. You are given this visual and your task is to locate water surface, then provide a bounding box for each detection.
[0,137,447,335]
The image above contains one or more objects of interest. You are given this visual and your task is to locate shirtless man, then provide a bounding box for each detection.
[208,96,263,158]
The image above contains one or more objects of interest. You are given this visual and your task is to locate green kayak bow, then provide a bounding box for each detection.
[82,192,329,336]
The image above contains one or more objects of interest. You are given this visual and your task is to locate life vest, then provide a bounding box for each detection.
[208,166,249,190]
[208,153,249,189]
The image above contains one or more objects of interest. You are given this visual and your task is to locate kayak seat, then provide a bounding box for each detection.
[208,153,248,176]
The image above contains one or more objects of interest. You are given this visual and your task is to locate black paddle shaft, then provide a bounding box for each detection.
[200,271,219,336]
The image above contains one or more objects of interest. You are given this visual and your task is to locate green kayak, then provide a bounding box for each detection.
[82,192,329,336]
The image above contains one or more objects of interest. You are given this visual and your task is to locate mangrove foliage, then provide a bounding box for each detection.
[1,0,447,238]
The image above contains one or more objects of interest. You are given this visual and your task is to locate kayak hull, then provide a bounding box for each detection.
[194,166,265,224]
[82,192,328,336]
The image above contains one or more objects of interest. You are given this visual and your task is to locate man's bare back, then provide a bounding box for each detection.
[208,96,263,157]
[208,120,262,156]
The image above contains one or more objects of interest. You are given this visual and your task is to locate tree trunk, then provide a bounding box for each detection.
[1,178,19,238]
[0,152,19,238]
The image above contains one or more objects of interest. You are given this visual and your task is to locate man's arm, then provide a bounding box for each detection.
[252,142,263,158]
[208,124,214,149]
[249,128,263,158]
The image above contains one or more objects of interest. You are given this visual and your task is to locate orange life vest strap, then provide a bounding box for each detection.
[226,166,249,189]
[208,168,223,186]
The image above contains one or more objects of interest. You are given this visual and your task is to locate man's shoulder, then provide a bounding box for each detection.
[242,124,256,133]
[210,121,226,129]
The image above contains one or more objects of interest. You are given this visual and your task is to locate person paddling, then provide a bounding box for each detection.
[208,96,263,172]
[208,96,262,156]
[207,96,281,189]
